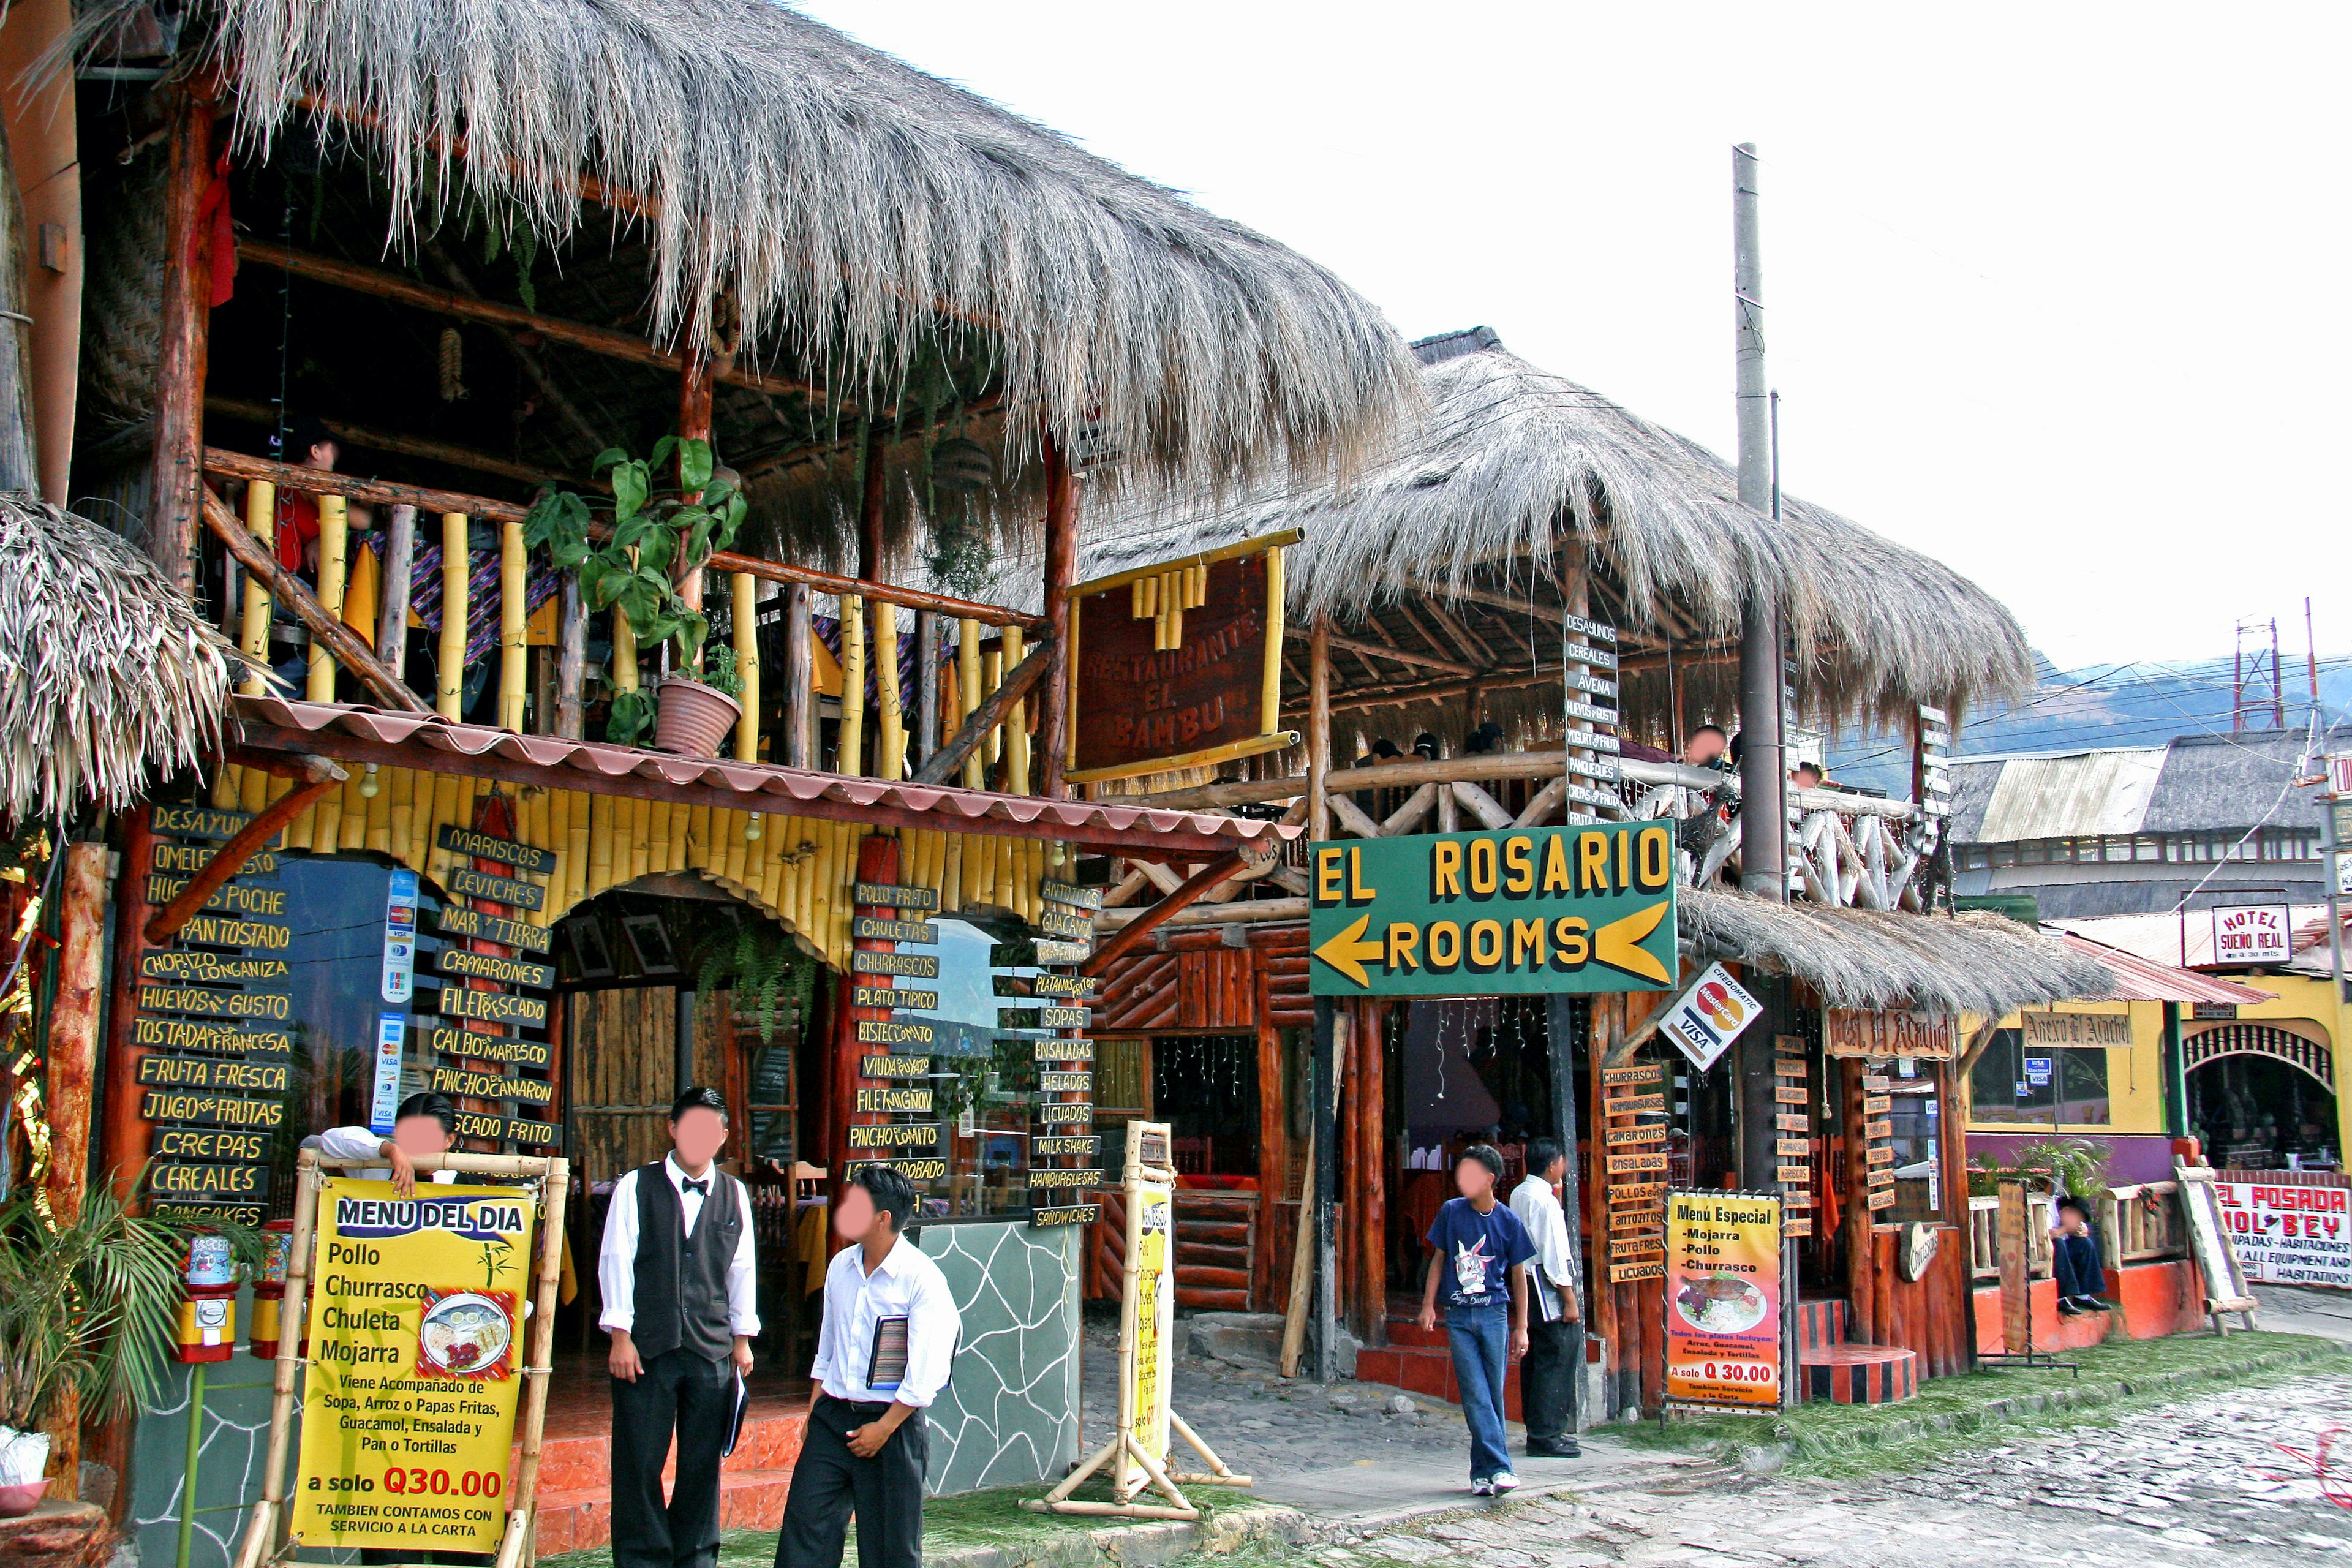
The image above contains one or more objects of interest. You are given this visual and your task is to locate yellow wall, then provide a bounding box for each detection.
[1959,998,2166,1136]
[209,761,1049,973]
[2192,970,2349,1166]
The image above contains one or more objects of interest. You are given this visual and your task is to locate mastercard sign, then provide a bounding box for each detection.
[1656,963,1763,1070]
[1307,823,1678,998]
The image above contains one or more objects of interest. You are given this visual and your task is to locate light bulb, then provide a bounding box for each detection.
[360,764,380,799]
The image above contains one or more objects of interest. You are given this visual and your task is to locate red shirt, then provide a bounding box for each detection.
[274,490,320,571]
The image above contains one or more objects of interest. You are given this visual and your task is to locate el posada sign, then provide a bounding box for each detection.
[1308,824,1678,997]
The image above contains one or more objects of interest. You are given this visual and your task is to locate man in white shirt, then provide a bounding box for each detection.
[776,1164,960,1568]
[1509,1138,1583,1458]
[598,1088,760,1568]
[305,1092,460,1196]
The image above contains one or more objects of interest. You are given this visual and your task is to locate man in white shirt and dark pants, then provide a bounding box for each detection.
[1510,1138,1583,1458]
[598,1087,761,1568]
[777,1164,960,1568]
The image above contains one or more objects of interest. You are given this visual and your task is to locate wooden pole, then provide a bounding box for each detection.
[677,311,715,619]
[99,809,156,1204]
[554,567,585,739]
[1355,999,1386,1344]
[148,79,213,592]
[1311,1001,1343,1382]
[1038,434,1077,799]
[781,582,813,768]
[45,843,106,1223]
[233,1152,318,1568]
[1254,957,1287,1311]
[1307,622,1332,840]
[439,512,469,718]
[237,480,274,696]
[308,495,349,703]
[733,571,761,763]
[376,502,416,677]
[498,517,527,729]
[146,759,345,945]
[1842,1056,1873,1341]
[506,1159,570,1554]
[915,611,941,768]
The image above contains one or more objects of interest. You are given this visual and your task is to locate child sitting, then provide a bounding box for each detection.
[2051,1194,2106,1315]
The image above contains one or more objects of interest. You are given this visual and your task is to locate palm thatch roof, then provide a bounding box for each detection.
[1046,328,2030,733]
[1680,887,2114,1016]
[78,0,1417,507]
[0,496,232,824]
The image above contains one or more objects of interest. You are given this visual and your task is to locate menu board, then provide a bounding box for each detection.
[136,803,290,1225]
[426,823,558,1155]
[1773,1036,1814,1238]
[846,883,948,1185]
[1027,884,1099,1226]
[1600,1063,1667,1282]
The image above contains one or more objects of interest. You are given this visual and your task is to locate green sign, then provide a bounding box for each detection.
[1307,824,1678,998]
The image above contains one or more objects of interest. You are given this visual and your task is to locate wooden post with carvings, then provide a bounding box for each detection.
[148,78,214,592]
[1038,434,1077,799]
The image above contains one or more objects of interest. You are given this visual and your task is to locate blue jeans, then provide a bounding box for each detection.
[1446,1303,1512,1480]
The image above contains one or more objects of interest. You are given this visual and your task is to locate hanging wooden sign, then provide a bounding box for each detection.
[134,1017,292,1057]
[151,842,280,880]
[854,985,940,1010]
[143,875,287,916]
[856,1019,934,1046]
[426,1028,551,1067]
[854,949,940,978]
[151,1127,271,1163]
[447,865,545,910]
[1037,908,1092,941]
[853,916,937,944]
[151,804,273,842]
[171,913,293,951]
[1033,939,1091,965]
[140,951,290,984]
[1068,532,1300,783]
[1033,972,1098,997]
[140,986,293,1022]
[1035,1038,1096,1061]
[433,905,555,952]
[138,1089,284,1127]
[135,1056,289,1093]
[1035,1134,1102,1158]
[440,987,548,1026]
[438,948,556,989]
[437,824,557,873]
[854,883,940,910]
[1825,1009,1955,1060]
[1041,882,1104,911]
[847,1124,943,1150]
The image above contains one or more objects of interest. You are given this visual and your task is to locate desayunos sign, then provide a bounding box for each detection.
[2211,905,2291,967]
[1307,824,1676,998]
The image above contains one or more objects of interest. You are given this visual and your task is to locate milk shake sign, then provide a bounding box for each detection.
[2210,905,2291,967]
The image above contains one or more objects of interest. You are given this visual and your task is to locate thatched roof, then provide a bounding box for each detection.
[83,0,1417,505]
[1679,887,2114,1016]
[1049,328,2031,730]
[0,497,232,824]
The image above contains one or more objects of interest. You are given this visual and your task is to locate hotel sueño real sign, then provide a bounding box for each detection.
[1308,823,1678,997]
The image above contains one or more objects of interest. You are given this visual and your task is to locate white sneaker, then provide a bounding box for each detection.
[1490,1472,1520,1493]
[1469,1479,1494,1496]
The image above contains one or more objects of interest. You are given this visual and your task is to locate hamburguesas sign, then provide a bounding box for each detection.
[1308,824,1677,997]
[290,1180,537,1554]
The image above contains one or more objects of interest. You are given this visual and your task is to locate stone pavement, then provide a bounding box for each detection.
[1305,1371,2352,1567]
[2256,1284,2352,1346]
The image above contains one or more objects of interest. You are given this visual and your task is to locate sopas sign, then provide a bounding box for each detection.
[1308,823,1678,998]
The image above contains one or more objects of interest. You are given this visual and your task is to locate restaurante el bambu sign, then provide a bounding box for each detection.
[1308,824,1678,997]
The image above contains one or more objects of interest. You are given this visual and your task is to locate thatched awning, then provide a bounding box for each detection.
[1679,888,2114,1017]
[1059,328,2030,726]
[82,0,1417,502]
[0,497,232,824]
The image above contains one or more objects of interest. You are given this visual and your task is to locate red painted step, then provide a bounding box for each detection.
[1799,1342,1917,1405]
[1797,1298,1849,1352]
[1359,1333,1524,1423]
[521,1379,809,1556]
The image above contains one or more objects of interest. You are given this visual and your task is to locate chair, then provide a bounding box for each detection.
[1171,1136,1212,1175]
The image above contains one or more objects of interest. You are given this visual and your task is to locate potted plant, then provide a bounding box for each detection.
[524,437,749,757]
[0,1188,203,1515]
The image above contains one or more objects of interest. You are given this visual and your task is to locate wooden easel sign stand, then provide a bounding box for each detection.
[1025,1122,1250,1521]
[233,1148,569,1568]
[2175,1160,2261,1335]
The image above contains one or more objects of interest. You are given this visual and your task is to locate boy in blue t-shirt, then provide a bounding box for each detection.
[1417,1144,1536,1494]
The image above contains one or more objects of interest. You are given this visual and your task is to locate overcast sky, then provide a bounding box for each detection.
[799,2,2350,674]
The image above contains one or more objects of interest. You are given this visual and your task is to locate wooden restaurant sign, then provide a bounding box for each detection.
[1066,532,1300,783]
[1308,825,1677,997]
[1823,1009,1956,1060]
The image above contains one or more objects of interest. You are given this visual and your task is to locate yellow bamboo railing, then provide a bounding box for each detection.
[875,600,904,780]
[959,617,984,789]
[308,493,348,703]
[239,480,274,701]
[498,518,527,731]
[839,594,866,775]
[437,512,468,718]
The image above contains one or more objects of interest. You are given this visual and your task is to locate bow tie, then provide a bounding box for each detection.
[682,1178,709,1196]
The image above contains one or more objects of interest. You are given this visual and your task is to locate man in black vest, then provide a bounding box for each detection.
[598,1087,760,1568]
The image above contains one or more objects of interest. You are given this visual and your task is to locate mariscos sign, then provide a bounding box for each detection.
[1307,824,1677,997]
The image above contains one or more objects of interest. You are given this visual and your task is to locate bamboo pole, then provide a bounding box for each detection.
[308,494,349,702]
[233,1152,318,1568]
[1307,620,1331,840]
[959,617,983,789]
[839,595,866,775]
[499,517,527,730]
[734,571,761,763]
[239,480,275,696]
[875,599,903,779]
[439,512,469,718]
[1003,624,1030,795]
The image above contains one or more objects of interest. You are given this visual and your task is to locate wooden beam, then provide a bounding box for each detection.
[1095,896,1308,932]
[206,397,576,491]
[47,843,107,1224]
[423,238,608,458]
[145,756,346,944]
[148,79,214,593]
[1038,434,1078,799]
[1328,793,1383,840]
[1079,855,1248,976]
[200,487,434,715]
[1137,747,1579,810]
[1284,625,1475,678]
[1450,780,1513,830]
[909,636,1053,786]
[1308,622,1332,840]
[376,503,417,675]
[240,239,834,405]
[201,446,1047,628]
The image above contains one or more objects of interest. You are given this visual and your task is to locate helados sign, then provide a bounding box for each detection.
[1308,823,1679,998]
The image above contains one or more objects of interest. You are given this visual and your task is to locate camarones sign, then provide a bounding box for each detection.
[1308,824,1677,997]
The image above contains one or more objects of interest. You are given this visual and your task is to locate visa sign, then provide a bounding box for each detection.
[1307,823,1678,998]
[1656,962,1762,1071]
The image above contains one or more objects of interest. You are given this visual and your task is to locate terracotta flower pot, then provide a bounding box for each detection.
[654,677,742,760]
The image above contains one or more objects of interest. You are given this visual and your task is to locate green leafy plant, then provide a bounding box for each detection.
[524,437,749,742]
[1968,1135,2112,1199]
[0,1188,238,1431]
[692,912,813,1042]
[606,688,657,748]
[698,643,744,701]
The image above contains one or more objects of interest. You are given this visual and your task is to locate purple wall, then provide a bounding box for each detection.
[1966,1131,2177,1186]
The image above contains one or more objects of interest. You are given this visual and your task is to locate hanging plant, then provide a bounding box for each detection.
[692,916,813,1043]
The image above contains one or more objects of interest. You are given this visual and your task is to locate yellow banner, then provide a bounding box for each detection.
[290,1179,538,1554]
[1663,1189,1783,1409]
[1125,1185,1174,1471]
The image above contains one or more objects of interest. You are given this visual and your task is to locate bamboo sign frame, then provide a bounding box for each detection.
[2175,1161,2260,1335]
[233,1148,570,1568]
[1025,1122,1250,1521]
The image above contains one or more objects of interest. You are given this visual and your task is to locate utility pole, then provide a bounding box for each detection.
[1733,143,1785,899]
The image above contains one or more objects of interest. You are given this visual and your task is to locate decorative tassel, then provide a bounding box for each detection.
[438,326,467,402]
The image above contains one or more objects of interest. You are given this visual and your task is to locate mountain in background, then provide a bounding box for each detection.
[1819,649,2352,799]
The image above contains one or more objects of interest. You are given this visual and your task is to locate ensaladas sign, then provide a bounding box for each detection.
[1308,824,1678,997]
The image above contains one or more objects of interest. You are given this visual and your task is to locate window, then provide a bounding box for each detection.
[1967,1029,2109,1126]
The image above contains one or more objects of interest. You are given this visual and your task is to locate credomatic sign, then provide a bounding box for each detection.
[1307,824,1677,997]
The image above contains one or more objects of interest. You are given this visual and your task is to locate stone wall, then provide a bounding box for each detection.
[915,1219,1083,1495]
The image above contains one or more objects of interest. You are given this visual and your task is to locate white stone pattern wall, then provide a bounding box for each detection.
[915,1219,1083,1496]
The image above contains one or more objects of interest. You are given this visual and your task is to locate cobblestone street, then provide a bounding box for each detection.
[1313,1373,2352,1567]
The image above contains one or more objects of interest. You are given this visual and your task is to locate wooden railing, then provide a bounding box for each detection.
[1967,1180,2187,1282]
[198,447,1050,787]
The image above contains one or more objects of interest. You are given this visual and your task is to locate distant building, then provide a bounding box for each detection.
[1946,726,2347,919]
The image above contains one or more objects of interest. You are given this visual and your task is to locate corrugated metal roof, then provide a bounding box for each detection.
[227,696,1296,861]
[2049,930,2272,1005]
[1972,748,2166,843]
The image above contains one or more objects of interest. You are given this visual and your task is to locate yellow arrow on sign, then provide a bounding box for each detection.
[1594,900,1671,984]
[1313,914,1385,988]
